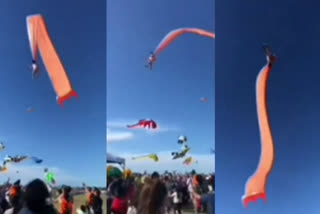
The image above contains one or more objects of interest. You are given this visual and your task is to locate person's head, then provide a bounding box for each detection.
[114,179,127,199]
[151,172,159,180]
[193,174,203,187]
[24,179,50,213]
[87,187,92,192]
[57,188,63,195]
[80,205,86,212]
[63,186,72,196]
[94,187,100,196]
[138,180,167,214]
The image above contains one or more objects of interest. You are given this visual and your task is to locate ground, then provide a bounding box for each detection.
[54,194,107,214]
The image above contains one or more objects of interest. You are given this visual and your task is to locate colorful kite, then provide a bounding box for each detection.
[172,146,191,160]
[27,107,35,113]
[0,166,7,173]
[132,153,159,162]
[26,14,78,106]
[46,172,56,184]
[183,157,198,166]
[30,156,43,164]
[201,97,208,103]
[178,135,188,144]
[3,155,42,165]
[147,28,215,69]
[127,119,157,130]
[242,45,277,208]
[0,142,5,151]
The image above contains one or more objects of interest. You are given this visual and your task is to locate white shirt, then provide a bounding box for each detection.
[127,206,137,214]
[76,209,89,214]
[170,192,181,204]
[4,208,13,214]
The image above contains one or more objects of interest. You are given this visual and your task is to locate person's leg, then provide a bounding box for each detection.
[174,204,178,214]
[192,198,198,214]
[177,203,182,214]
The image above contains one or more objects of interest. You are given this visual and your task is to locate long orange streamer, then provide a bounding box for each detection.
[242,52,277,208]
[27,14,78,106]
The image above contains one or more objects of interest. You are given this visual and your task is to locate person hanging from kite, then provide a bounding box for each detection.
[172,145,191,160]
[147,27,215,69]
[127,119,157,130]
[145,52,157,70]
[31,60,41,79]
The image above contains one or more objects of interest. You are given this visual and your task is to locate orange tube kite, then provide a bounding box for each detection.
[147,28,215,69]
[26,14,78,106]
[154,28,215,56]
[242,46,277,208]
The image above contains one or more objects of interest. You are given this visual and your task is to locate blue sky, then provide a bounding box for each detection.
[0,0,105,186]
[107,0,215,174]
[216,0,320,213]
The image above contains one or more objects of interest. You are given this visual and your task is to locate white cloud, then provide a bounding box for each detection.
[110,151,214,174]
[107,130,134,143]
[0,164,80,186]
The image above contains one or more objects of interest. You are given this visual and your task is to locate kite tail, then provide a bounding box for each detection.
[127,123,139,129]
[57,90,79,107]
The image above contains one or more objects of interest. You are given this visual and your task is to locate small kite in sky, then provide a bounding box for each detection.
[178,135,188,144]
[147,28,215,69]
[4,155,29,165]
[45,169,56,184]
[242,45,277,208]
[201,97,208,103]
[26,14,78,106]
[172,146,191,160]
[0,166,7,173]
[132,153,159,162]
[183,157,198,166]
[3,155,42,165]
[27,107,35,113]
[0,142,5,151]
[127,119,157,130]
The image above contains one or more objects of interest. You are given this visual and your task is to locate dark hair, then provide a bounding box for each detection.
[138,180,167,214]
[63,186,72,194]
[114,179,127,199]
[151,172,159,179]
[23,179,52,214]
[80,205,86,212]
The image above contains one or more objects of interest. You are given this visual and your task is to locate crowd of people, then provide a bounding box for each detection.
[107,169,215,214]
[0,178,103,214]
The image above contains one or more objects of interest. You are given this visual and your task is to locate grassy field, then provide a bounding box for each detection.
[54,194,107,214]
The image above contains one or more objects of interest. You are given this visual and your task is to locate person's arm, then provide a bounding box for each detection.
[170,192,176,197]
[192,190,201,201]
